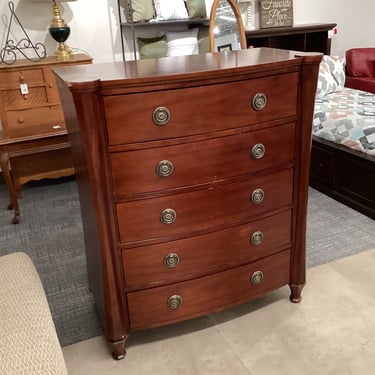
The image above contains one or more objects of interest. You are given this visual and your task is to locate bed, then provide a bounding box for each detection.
[309,56,375,219]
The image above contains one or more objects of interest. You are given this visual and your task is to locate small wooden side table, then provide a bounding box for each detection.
[0,54,92,223]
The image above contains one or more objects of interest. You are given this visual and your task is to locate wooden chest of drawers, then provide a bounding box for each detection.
[54,48,321,359]
[0,55,92,223]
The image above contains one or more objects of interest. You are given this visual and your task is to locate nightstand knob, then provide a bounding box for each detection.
[251,271,264,285]
[160,208,176,224]
[153,106,171,126]
[17,118,24,123]
[251,143,265,159]
[252,93,267,111]
[251,231,264,246]
[163,253,180,268]
[167,295,183,310]
[251,188,264,204]
[156,160,174,177]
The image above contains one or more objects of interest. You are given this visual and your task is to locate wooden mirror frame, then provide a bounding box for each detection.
[209,0,247,52]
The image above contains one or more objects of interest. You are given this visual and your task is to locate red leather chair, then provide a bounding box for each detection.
[345,48,375,94]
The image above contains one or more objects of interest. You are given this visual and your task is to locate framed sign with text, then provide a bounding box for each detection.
[260,0,294,28]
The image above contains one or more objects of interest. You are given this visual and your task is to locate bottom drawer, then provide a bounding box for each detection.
[127,249,290,329]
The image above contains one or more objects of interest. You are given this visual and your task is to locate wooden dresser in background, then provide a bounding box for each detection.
[0,54,92,223]
[55,48,321,359]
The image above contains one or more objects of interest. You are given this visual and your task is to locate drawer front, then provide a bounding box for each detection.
[117,168,293,244]
[0,68,45,87]
[123,210,292,288]
[1,87,48,108]
[5,106,66,134]
[104,73,298,145]
[127,249,291,329]
[111,122,295,196]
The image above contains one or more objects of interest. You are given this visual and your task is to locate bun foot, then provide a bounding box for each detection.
[289,283,305,303]
[111,337,127,360]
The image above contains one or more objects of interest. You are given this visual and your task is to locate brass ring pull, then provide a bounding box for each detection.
[156,160,174,177]
[252,93,267,111]
[163,253,180,268]
[160,208,176,224]
[251,188,265,204]
[167,295,183,310]
[251,231,264,246]
[152,106,171,126]
[251,271,264,285]
[251,143,265,160]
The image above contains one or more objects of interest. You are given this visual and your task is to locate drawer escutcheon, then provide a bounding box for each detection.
[251,271,264,285]
[251,188,265,205]
[252,93,267,111]
[167,295,183,310]
[160,208,176,224]
[163,253,180,268]
[250,231,264,246]
[152,106,171,126]
[251,143,266,159]
[156,160,174,177]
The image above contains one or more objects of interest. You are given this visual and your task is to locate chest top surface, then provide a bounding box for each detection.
[53,48,320,91]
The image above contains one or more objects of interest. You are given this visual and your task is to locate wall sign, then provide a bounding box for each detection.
[260,0,294,28]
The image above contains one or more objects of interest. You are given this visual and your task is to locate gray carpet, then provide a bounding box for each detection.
[0,177,374,347]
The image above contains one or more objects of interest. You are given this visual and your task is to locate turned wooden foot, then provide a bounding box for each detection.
[289,283,305,303]
[111,337,127,360]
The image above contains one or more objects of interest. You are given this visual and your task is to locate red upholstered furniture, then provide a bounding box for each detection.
[345,48,375,94]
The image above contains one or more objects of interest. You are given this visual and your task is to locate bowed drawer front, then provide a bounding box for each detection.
[104,72,298,145]
[54,49,321,359]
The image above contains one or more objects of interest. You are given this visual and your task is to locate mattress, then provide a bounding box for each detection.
[313,87,375,156]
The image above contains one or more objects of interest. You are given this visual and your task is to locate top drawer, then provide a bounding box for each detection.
[104,72,298,145]
[0,68,45,87]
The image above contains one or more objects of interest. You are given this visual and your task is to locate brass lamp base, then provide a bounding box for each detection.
[54,41,72,61]
[49,2,73,61]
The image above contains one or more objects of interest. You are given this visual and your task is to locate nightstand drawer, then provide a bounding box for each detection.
[127,249,291,329]
[1,87,48,108]
[104,73,298,145]
[117,168,294,244]
[123,210,292,288]
[111,122,295,196]
[0,68,45,87]
[5,106,65,135]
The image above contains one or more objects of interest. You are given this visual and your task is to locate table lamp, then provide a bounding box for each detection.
[48,0,76,60]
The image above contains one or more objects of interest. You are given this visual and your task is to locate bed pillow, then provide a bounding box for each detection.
[186,0,207,19]
[137,35,167,59]
[166,28,199,57]
[128,0,155,22]
[316,55,346,97]
[154,0,188,20]
[323,55,346,91]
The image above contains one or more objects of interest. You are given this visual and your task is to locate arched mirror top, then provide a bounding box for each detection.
[209,0,247,53]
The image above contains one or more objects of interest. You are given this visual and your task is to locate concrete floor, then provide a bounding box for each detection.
[63,248,375,375]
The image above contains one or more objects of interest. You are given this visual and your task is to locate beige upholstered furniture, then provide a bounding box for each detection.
[0,252,68,375]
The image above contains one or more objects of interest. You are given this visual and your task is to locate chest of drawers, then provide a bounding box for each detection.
[54,48,321,359]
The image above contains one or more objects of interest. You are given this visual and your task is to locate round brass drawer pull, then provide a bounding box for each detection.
[156,160,174,177]
[252,93,267,111]
[251,271,264,285]
[160,208,176,224]
[251,188,265,204]
[251,143,265,160]
[251,231,264,246]
[167,294,183,310]
[163,253,180,268]
[152,106,171,126]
